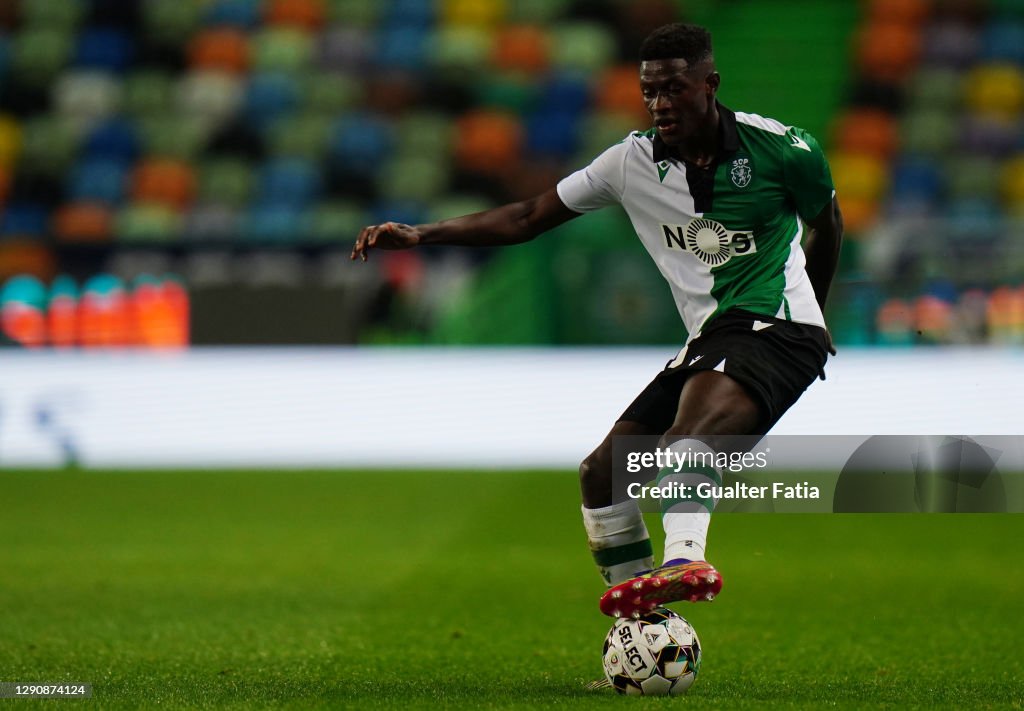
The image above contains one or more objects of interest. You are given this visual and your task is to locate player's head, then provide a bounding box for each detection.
[638,24,720,146]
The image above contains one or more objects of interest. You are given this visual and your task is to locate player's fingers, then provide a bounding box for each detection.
[351,226,372,261]
[368,222,393,249]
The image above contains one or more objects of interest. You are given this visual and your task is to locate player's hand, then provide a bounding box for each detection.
[351,222,421,262]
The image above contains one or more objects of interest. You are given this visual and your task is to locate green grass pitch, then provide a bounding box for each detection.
[1,469,1022,709]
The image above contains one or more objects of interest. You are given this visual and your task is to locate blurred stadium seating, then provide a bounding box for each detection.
[0,0,1019,346]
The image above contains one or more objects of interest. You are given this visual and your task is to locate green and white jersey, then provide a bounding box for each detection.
[556,103,834,342]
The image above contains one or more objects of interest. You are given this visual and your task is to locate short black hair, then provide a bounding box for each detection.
[639,23,713,67]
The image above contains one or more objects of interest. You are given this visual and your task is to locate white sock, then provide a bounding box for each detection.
[582,500,654,586]
[658,438,722,563]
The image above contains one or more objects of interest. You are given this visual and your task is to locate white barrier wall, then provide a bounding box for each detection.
[0,348,1020,468]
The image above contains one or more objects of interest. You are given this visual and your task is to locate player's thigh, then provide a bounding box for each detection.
[667,370,764,448]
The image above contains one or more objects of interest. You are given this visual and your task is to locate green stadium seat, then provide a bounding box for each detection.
[429,26,493,77]
[252,27,314,73]
[908,67,962,111]
[506,0,571,24]
[301,71,362,113]
[20,0,86,29]
[426,194,495,223]
[306,201,369,243]
[475,72,539,114]
[945,155,999,200]
[137,115,208,161]
[267,113,330,159]
[123,69,174,116]
[18,116,79,175]
[551,22,617,73]
[326,0,379,27]
[394,111,453,160]
[115,204,182,243]
[143,0,202,45]
[899,109,956,156]
[11,28,72,87]
[376,155,450,203]
[199,158,254,207]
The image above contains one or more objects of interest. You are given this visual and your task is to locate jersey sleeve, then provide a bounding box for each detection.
[783,127,835,222]
[556,138,630,213]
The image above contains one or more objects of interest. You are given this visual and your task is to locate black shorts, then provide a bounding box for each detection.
[618,309,830,434]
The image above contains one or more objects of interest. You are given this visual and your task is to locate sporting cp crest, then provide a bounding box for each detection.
[730,157,752,188]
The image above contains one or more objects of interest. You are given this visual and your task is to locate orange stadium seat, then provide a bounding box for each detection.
[492,25,549,74]
[596,65,649,125]
[0,242,56,284]
[188,29,250,74]
[131,159,197,209]
[832,195,879,234]
[53,203,113,242]
[856,22,922,82]
[453,110,523,174]
[265,0,326,30]
[832,109,898,160]
[867,0,931,26]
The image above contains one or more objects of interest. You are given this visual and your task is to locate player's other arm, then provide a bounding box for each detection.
[802,195,843,313]
[350,188,580,261]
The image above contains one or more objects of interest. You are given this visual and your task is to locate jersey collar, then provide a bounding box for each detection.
[651,101,739,163]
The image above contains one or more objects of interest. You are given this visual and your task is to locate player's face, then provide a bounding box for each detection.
[639,59,718,146]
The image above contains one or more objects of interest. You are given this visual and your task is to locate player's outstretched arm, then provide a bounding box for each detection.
[350,188,580,262]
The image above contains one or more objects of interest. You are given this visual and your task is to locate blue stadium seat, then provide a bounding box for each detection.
[979,20,1024,63]
[370,200,425,227]
[205,0,261,28]
[242,204,303,243]
[890,156,944,205]
[74,27,135,72]
[329,113,392,176]
[539,73,591,115]
[67,158,128,204]
[257,158,322,208]
[1,203,49,237]
[243,72,300,128]
[0,274,48,309]
[385,0,435,28]
[525,109,578,158]
[82,118,140,163]
[375,25,429,70]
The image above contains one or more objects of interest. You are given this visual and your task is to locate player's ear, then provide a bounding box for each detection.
[705,71,720,95]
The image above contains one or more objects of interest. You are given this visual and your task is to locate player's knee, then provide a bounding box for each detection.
[579,449,612,496]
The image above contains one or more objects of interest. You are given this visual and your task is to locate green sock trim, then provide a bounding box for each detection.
[656,462,721,515]
[592,539,653,567]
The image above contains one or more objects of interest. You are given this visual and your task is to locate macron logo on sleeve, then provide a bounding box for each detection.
[789,134,811,152]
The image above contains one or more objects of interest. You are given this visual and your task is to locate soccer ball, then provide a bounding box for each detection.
[602,607,701,695]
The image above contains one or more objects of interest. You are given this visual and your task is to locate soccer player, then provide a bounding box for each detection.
[352,23,842,618]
